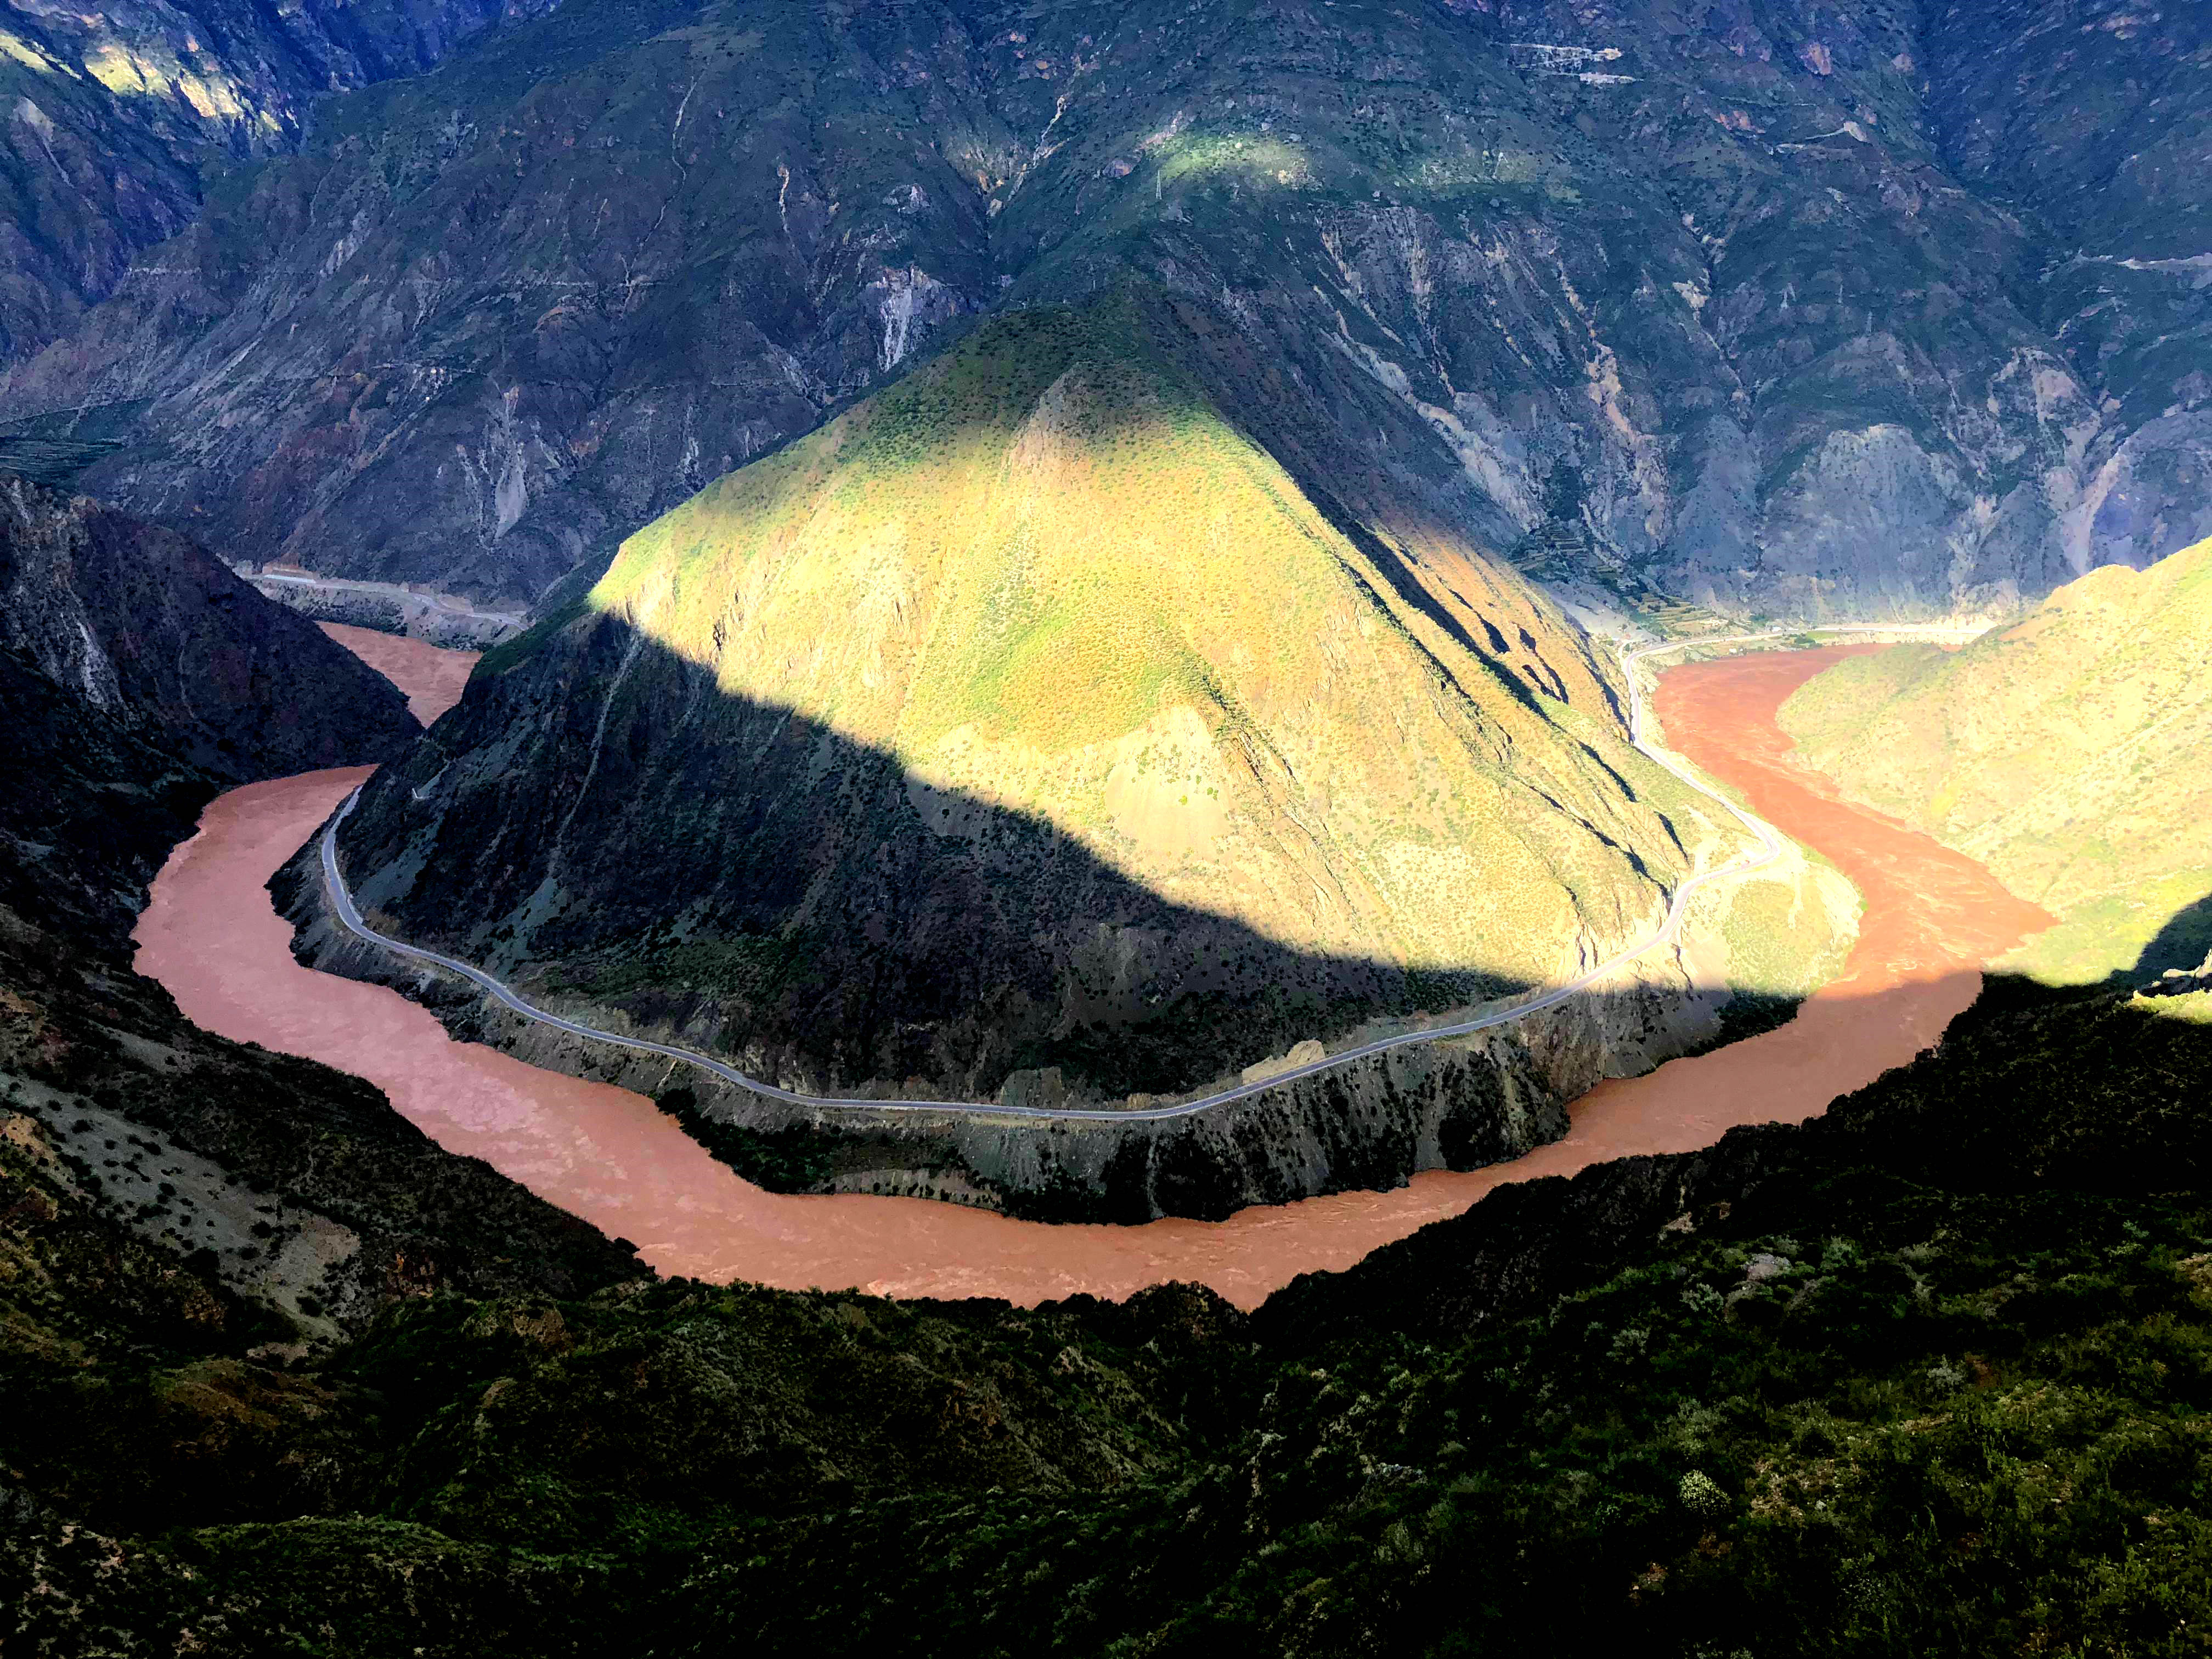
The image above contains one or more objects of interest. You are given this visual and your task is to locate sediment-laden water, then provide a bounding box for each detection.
[131,638,2047,1306]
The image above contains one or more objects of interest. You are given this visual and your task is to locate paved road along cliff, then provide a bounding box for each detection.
[312,627,1966,1125]
[132,634,2050,1307]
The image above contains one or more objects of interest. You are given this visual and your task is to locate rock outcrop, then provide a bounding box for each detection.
[4,0,2210,613]
[2143,950,2212,1002]
[0,472,421,777]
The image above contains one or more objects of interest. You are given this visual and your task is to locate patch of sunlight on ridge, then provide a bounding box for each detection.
[78,39,268,127]
[1782,531,2212,987]
[581,301,1700,992]
[1398,147,1583,202]
[1,33,71,75]
[1152,131,1318,191]
[2142,989,2212,1026]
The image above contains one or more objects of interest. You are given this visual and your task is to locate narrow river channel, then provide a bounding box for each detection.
[131,635,2050,1308]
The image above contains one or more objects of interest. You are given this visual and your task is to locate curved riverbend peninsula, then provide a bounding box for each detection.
[313,627,1966,1124]
[134,633,2047,1307]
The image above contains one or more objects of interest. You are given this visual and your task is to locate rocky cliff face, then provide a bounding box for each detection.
[0,471,421,777]
[1926,0,2212,579]
[2,0,2207,614]
[0,476,642,1340]
[278,861,1740,1220]
[0,0,561,369]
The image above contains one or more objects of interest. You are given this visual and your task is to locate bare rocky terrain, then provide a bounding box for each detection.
[1,0,2207,616]
[0,0,563,367]
[0,472,644,1336]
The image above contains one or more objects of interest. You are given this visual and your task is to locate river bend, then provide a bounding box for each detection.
[130,635,2048,1307]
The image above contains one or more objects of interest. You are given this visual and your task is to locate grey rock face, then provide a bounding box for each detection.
[0,0,561,368]
[0,471,420,777]
[278,836,1732,1221]
[6,0,2210,613]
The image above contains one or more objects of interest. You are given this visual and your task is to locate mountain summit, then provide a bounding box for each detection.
[315,298,1767,1104]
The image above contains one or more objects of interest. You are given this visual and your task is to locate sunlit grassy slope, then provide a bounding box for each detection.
[589,297,1721,991]
[1780,537,2212,982]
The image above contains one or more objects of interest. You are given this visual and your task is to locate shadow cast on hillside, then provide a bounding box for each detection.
[310,607,2212,1224]
[2131,892,2212,982]
[1260,961,2212,1348]
[333,612,1623,1107]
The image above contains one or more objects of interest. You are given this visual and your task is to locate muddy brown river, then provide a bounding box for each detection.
[131,635,2049,1307]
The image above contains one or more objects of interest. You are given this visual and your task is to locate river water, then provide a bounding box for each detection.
[131,636,2049,1307]
[319,622,478,725]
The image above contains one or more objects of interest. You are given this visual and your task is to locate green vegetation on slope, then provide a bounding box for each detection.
[703,1188,2212,1657]
[578,294,1734,986]
[1780,538,2212,982]
[10,975,2212,1654]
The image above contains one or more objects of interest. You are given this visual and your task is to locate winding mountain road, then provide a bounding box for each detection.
[318,624,1973,1123]
[255,571,526,629]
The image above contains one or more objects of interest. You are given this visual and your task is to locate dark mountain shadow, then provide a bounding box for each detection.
[1260,962,2212,1351]
[0,645,219,949]
[0,567,646,1367]
[2129,891,2212,982]
[328,612,1615,1106]
[0,434,126,489]
[0,469,421,778]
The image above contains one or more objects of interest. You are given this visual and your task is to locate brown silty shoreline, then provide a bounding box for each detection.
[131,639,2049,1307]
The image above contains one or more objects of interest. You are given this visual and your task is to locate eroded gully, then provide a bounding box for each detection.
[131,636,2051,1308]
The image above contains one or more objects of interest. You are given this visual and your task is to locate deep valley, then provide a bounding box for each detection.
[3,0,2210,1651]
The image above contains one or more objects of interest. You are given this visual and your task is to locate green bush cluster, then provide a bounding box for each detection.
[12,983,2212,1654]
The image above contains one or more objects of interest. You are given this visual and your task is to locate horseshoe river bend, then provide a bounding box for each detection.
[131,628,2050,1308]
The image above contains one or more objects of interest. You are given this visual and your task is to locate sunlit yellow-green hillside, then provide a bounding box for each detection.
[590,300,1723,990]
[1781,537,2212,982]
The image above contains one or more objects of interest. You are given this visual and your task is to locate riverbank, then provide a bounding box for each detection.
[249,572,523,649]
[131,641,2049,1307]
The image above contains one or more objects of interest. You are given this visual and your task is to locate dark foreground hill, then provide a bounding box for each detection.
[8,486,2212,1657]
[0,474,646,1379]
[8,957,2211,1655]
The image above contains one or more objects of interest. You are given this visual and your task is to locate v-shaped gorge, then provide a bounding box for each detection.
[300,301,1792,1132]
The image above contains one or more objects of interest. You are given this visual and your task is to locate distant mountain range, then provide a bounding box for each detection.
[1,0,2208,617]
